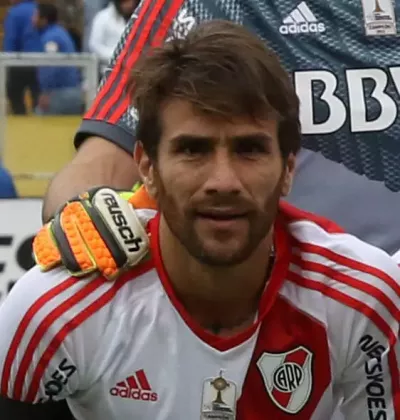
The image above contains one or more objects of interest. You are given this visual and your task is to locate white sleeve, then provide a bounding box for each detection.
[332,253,400,419]
[0,266,111,404]
[392,248,400,265]
[88,11,115,63]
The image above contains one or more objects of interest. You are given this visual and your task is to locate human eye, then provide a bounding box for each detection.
[235,138,268,157]
[174,137,211,158]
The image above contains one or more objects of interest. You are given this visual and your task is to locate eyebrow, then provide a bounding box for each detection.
[169,132,273,144]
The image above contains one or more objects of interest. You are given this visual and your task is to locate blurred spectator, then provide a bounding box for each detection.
[83,0,108,51]
[32,3,83,115]
[55,0,84,52]
[0,165,17,198]
[3,0,41,115]
[89,0,139,75]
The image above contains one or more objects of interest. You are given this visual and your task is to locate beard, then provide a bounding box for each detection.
[155,172,284,267]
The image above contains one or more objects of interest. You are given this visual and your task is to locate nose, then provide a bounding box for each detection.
[203,148,241,196]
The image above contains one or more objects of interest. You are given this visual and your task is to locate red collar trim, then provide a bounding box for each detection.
[149,211,291,352]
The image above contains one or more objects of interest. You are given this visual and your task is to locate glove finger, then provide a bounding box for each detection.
[61,201,121,279]
[33,223,63,271]
[80,199,128,267]
[56,202,98,276]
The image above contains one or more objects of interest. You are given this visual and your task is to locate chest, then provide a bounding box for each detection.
[71,296,335,419]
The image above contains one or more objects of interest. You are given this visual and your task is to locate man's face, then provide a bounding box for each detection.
[137,99,295,266]
[31,9,39,27]
[119,0,138,19]
[31,10,43,29]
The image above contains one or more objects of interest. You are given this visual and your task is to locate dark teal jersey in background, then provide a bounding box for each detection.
[77,0,400,254]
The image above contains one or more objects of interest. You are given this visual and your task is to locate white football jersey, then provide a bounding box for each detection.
[0,203,399,420]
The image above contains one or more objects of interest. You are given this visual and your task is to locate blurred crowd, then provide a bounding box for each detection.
[86,0,139,75]
[1,0,139,117]
[0,0,139,198]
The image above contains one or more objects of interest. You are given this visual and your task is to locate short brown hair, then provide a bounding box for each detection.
[130,20,301,159]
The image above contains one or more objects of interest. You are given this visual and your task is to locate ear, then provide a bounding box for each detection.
[134,142,158,199]
[281,153,296,197]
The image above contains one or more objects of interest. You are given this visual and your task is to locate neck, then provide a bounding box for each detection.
[159,216,274,336]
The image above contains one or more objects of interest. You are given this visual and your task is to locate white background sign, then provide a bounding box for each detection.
[0,199,42,304]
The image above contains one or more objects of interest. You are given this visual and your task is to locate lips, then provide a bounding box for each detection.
[196,210,247,220]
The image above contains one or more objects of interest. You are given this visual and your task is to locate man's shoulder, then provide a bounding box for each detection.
[7,265,106,310]
[94,6,112,22]
[0,267,108,344]
[1,259,157,337]
[0,262,157,402]
[6,5,20,19]
[287,203,400,337]
[285,202,398,271]
[10,2,34,17]
[283,203,400,326]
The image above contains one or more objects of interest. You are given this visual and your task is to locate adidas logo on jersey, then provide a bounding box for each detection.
[110,370,158,402]
[279,1,326,35]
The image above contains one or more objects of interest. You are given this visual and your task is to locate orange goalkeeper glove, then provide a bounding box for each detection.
[33,185,156,280]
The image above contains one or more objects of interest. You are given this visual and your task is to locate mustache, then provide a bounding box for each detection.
[190,197,255,213]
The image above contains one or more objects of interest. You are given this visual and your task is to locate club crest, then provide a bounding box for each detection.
[257,346,313,414]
